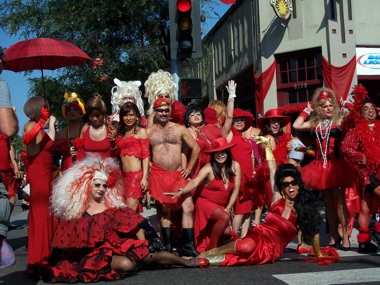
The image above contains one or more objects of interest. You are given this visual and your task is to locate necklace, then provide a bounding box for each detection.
[90,124,106,137]
[285,198,294,209]
[221,169,228,184]
[315,120,333,168]
[369,123,375,127]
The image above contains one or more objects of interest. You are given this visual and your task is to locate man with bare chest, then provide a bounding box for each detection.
[147,98,200,256]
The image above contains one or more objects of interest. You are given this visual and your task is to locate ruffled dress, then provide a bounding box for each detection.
[42,207,150,283]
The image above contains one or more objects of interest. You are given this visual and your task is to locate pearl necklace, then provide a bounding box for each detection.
[90,124,106,137]
[315,120,333,168]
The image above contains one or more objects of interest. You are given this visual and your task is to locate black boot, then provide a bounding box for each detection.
[139,220,164,253]
[178,228,199,257]
[358,242,378,253]
[161,227,173,253]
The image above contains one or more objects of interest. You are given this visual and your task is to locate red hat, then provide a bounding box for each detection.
[153,98,171,109]
[204,107,218,124]
[257,108,290,129]
[204,137,237,153]
[233,108,254,132]
[170,100,186,125]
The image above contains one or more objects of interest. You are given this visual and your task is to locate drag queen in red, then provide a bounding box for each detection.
[22,97,57,273]
[293,88,352,249]
[198,136,338,266]
[117,102,150,212]
[75,93,118,160]
[38,156,208,283]
[341,84,380,253]
[166,137,240,252]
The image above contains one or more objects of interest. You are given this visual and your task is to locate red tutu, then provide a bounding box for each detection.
[301,158,353,190]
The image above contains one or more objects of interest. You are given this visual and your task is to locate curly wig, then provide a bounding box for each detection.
[144,70,177,115]
[275,164,322,244]
[111,78,144,116]
[50,155,126,220]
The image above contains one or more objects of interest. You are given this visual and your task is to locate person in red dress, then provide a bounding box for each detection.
[36,156,208,282]
[229,108,255,238]
[117,102,150,212]
[293,88,353,250]
[198,136,339,266]
[341,84,380,253]
[53,92,85,172]
[166,137,240,252]
[75,93,118,160]
[22,96,57,275]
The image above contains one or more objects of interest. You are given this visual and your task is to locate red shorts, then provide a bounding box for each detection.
[123,170,143,199]
[149,163,187,211]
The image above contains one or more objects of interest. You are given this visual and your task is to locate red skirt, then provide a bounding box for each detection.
[301,158,353,190]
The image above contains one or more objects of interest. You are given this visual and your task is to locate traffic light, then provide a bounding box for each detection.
[169,0,202,59]
[179,78,202,99]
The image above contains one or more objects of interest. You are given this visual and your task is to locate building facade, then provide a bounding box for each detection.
[198,0,380,117]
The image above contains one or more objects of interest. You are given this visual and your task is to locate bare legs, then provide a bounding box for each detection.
[232,213,250,238]
[322,187,349,248]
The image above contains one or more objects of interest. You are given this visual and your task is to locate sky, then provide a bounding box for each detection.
[0,2,230,136]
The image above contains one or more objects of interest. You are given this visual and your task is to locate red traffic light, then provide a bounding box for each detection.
[177,0,191,12]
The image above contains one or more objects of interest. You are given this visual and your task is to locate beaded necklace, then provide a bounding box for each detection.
[315,119,333,168]
[89,124,106,137]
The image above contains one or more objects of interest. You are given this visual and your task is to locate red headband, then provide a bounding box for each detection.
[317,90,332,101]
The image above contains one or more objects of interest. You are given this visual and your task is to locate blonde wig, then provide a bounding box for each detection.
[144,70,177,114]
[50,155,126,220]
[208,100,226,127]
[309,87,341,127]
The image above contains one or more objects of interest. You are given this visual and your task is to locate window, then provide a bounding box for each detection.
[276,49,322,105]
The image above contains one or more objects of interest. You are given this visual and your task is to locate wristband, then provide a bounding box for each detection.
[298,111,309,120]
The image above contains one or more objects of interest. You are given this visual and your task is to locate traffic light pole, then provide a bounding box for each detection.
[171,58,182,102]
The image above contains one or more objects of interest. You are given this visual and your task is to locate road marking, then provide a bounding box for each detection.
[274,268,380,285]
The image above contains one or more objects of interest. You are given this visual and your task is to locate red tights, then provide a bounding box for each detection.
[208,208,230,249]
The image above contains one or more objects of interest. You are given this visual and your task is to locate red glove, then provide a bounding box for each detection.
[22,105,50,145]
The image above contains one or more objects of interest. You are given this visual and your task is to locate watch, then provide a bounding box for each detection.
[270,0,293,20]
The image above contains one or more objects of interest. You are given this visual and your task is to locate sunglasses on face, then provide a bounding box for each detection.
[281,180,298,188]
[233,118,246,123]
[155,108,170,113]
[94,183,107,188]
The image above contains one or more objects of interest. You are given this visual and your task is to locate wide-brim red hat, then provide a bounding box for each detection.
[233,108,254,132]
[257,108,291,129]
[204,137,237,153]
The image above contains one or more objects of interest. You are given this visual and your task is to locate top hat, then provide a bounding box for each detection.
[257,108,291,129]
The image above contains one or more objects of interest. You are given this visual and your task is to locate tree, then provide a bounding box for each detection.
[0,0,171,122]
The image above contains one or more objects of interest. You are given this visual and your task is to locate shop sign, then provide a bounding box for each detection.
[356,47,380,75]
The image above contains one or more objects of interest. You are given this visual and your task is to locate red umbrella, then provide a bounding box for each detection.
[3,38,91,95]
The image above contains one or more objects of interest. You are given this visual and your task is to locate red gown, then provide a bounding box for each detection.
[301,126,353,190]
[230,128,254,214]
[25,131,55,265]
[42,207,150,283]
[220,198,297,266]
[193,177,234,252]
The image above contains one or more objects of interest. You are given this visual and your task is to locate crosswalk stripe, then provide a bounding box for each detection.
[273,268,380,285]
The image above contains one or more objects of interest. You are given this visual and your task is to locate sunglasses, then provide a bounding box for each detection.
[233,118,246,123]
[281,180,298,188]
[155,108,170,113]
[94,183,107,188]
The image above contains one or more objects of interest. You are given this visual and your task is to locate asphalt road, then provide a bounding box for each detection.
[1,201,380,285]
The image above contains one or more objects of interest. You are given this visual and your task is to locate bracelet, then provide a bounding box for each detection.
[298,111,309,120]
[228,98,235,102]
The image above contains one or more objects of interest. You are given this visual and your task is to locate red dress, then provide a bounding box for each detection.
[193,177,234,252]
[75,126,118,160]
[230,128,254,214]
[301,126,353,190]
[189,130,211,177]
[52,138,73,172]
[42,207,150,283]
[25,131,55,265]
[0,131,19,198]
[220,198,297,266]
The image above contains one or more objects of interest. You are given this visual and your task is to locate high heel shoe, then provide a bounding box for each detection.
[328,236,342,248]
[297,245,312,254]
[341,240,351,251]
[21,199,30,211]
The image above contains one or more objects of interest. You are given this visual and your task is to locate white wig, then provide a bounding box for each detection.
[111,78,145,116]
[50,155,126,220]
[144,70,177,114]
